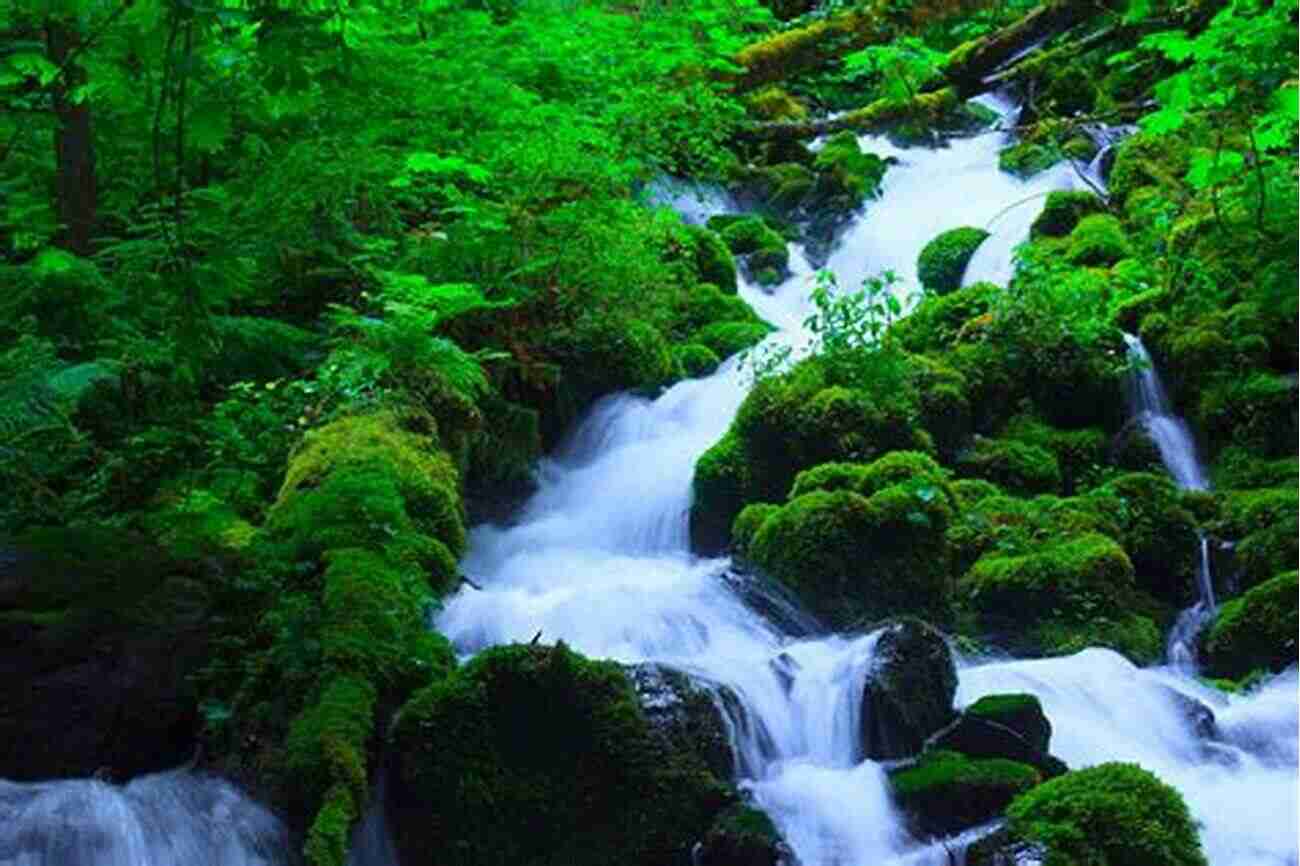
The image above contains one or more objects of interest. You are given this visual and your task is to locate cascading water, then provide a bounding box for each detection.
[1122,331,1219,669]
[0,770,290,866]
[439,95,1297,866]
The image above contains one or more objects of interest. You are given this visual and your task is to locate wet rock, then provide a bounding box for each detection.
[927,693,1067,780]
[966,829,1047,866]
[0,529,211,781]
[626,662,737,780]
[859,618,958,760]
[1159,685,1219,740]
[696,804,791,866]
[889,750,1041,838]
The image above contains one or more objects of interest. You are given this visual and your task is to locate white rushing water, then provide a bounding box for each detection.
[439,96,1299,866]
[1121,331,1219,669]
[0,771,289,866]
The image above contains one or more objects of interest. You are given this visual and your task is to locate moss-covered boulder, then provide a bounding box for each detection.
[1108,130,1192,208]
[691,320,773,360]
[743,463,954,627]
[917,227,990,295]
[1030,190,1105,238]
[625,663,736,780]
[547,315,677,411]
[711,215,790,279]
[889,750,1041,837]
[1099,473,1200,605]
[1003,415,1107,496]
[1195,371,1298,458]
[1214,487,1298,590]
[687,226,739,294]
[696,804,788,866]
[929,693,1065,780]
[954,437,1063,496]
[992,763,1208,866]
[860,618,958,760]
[390,643,733,866]
[0,528,213,781]
[1066,214,1132,268]
[675,343,723,378]
[959,533,1162,664]
[810,131,888,214]
[892,282,997,353]
[1201,571,1298,679]
[998,141,1058,179]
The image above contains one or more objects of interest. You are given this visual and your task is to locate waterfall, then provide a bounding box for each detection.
[439,96,1297,866]
[1122,332,1220,669]
[0,771,290,866]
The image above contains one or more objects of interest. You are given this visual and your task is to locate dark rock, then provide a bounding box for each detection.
[0,529,211,781]
[696,804,790,866]
[888,750,1041,837]
[626,663,737,780]
[860,618,958,760]
[1159,685,1219,740]
[966,828,1047,866]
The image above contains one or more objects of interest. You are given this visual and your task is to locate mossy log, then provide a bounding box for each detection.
[733,3,895,91]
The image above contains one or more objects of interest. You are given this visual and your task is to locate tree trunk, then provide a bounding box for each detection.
[46,19,97,256]
[733,3,894,91]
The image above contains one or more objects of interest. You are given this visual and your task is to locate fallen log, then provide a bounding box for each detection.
[733,3,895,91]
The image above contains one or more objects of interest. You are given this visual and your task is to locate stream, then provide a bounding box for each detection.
[1,95,1294,866]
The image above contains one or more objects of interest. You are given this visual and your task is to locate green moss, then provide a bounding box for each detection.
[811,131,888,212]
[1108,130,1192,208]
[691,432,759,555]
[549,315,678,404]
[917,227,991,295]
[745,86,808,120]
[732,502,780,557]
[391,643,731,866]
[691,320,773,359]
[670,283,760,340]
[687,226,738,294]
[788,461,870,498]
[965,693,1051,753]
[999,142,1058,179]
[1003,415,1107,495]
[1196,371,1297,457]
[697,803,784,866]
[713,215,789,274]
[675,343,722,378]
[752,162,817,211]
[892,282,998,353]
[1031,191,1105,238]
[1099,472,1199,604]
[304,783,359,866]
[891,750,1041,836]
[954,437,1062,496]
[270,411,466,559]
[1202,571,1298,679]
[952,478,1003,508]
[320,548,457,688]
[1004,763,1208,866]
[748,483,953,627]
[1066,215,1132,268]
[1211,447,1298,490]
[284,675,377,813]
[960,533,1160,662]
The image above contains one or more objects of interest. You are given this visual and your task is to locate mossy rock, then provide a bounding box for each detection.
[810,131,888,214]
[266,412,467,571]
[1210,446,1299,490]
[691,320,773,360]
[890,750,1041,837]
[861,618,959,760]
[1202,571,1298,679]
[712,215,789,275]
[1195,371,1298,458]
[954,437,1062,496]
[892,282,998,353]
[692,432,760,556]
[675,343,722,378]
[390,643,732,866]
[731,502,780,558]
[1001,763,1208,866]
[1110,421,1165,474]
[744,470,954,627]
[548,315,678,408]
[1003,415,1107,496]
[1031,191,1105,238]
[789,451,953,505]
[670,283,761,341]
[917,227,990,295]
[999,142,1058,179]
[1108,130,1192,208]
[1066,214,1132,268]
[745,86,808,121]
[963,693,1052,754]
[687,226,738,294]
[751,162,817,212]
[960,533,1160,663]
[1099,472,1199,605]
[952,478,1003,509]
[696,804,786,866]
